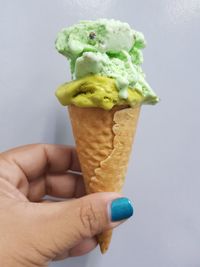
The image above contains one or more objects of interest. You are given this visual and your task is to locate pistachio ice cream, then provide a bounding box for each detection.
[55,19,158,109]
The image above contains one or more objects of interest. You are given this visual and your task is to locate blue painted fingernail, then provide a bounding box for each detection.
[111,197,134,222]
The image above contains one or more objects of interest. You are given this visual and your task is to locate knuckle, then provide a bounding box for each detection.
[79,202,100,237]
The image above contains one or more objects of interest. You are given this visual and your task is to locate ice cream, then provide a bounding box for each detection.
[55,19,158,253]
[56,75,157,110]
[55,19,159,106]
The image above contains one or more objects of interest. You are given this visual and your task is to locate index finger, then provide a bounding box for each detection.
[1,144,81,181]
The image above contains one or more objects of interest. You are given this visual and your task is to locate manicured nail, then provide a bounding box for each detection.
[111,197,134,222]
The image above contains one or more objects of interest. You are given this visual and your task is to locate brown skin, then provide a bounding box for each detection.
[0,144,124,267]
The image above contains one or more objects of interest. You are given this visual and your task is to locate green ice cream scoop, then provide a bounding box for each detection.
[55,19,159,109]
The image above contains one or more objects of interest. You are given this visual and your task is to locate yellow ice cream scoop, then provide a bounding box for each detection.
[56,75,146,110]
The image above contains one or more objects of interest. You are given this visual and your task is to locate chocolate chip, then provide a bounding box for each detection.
[89,32,96,40]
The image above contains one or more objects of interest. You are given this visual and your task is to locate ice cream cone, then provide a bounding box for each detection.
[68,104,140,253]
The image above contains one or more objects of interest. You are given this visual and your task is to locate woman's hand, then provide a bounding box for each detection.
[0,144,133,267]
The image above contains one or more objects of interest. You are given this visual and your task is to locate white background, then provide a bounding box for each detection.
[1,1,200,266]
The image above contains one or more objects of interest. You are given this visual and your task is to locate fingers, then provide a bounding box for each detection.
[53,238,97,260]
[28,172,85,201]
[1,144,81,182]
[69,237,97,257]
[0,144,82,198]
[31,192,134,255]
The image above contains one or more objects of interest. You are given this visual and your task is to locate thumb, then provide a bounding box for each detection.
[32,193,134,255]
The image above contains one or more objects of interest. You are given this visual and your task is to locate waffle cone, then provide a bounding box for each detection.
[68,104,140,253]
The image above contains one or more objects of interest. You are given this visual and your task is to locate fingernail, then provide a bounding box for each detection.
[111,197,134,222]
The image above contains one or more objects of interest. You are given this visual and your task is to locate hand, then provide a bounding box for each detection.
[0,144,133,267]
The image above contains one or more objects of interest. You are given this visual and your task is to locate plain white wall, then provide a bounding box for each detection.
[1,1,200,266]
